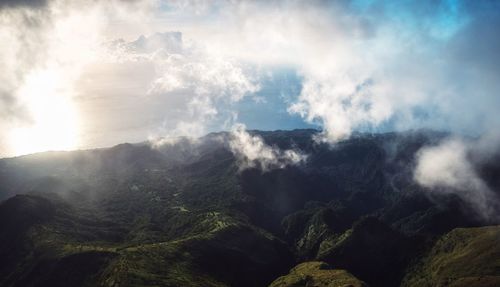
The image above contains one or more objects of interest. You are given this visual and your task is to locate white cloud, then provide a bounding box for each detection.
[147,41,260,101]
[2,0,500,158]
[229,123,307,171]
[0,0,110,156]
[414,138,499,220]
[185,1,500,142]
[289,78,393,142]
[0,1,262,156]
[124,32,261,139]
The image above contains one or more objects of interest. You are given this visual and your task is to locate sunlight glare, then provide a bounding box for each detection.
[7,69,80,156]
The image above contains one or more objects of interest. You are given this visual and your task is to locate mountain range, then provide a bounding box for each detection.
[1,129,499,287]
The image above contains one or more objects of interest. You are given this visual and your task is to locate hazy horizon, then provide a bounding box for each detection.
[1,0,499,157]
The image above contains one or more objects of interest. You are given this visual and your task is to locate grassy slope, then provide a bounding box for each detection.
[402,225,500,287]
[316,217,422,287]
[0,192,292,287]
[269,261,367,287]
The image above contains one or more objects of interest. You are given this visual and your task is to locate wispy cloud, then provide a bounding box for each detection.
[112,31,261,139]
[229,123,307,172]
[414,137,500,220]
[145,36,260,137]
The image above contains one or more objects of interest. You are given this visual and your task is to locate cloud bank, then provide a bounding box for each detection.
[0,0,261,156]
[1,0,500,163]
[193,1,500,143]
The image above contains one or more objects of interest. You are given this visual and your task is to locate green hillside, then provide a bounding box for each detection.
[0,130,499,286]
[403,225,500,287]
[269,261,367,287]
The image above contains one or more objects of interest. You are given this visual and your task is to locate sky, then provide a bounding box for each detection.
[1,0,500,157]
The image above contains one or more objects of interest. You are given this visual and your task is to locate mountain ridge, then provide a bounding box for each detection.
[0,129,498,287]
